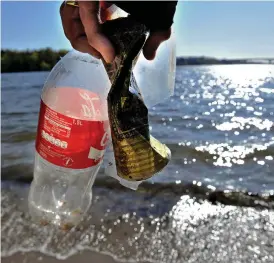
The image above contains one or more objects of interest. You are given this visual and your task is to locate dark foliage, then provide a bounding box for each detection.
[1,48,68,73]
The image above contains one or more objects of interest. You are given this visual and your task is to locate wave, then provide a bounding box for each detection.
[95,179,274,210]
[1,84,43,90]
[1,131,37,143]
[2,166,274,210]
[167,143,274,162]
[1,111,38,117]
[1,164,34,182]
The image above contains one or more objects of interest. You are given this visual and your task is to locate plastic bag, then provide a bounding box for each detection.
[100,16,175,190]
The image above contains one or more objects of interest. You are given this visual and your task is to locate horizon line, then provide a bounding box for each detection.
[1,48,274,61]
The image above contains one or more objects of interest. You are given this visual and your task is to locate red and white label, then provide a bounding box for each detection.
[35,87,109,169]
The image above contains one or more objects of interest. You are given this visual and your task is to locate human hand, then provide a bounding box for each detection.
[60,1,176,63]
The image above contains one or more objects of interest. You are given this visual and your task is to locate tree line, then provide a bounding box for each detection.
[2,48,270,73]
[1,48,68,73]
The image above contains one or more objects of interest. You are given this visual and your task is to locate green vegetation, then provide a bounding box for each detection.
[1,48,273,73]
[176,56,273,65]
[1,48,68,73]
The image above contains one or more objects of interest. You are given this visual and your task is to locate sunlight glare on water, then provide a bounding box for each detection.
[151,64,274,191]
[190,65,274,170]
[209,64,272,88]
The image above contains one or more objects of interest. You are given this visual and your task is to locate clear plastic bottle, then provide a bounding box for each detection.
[28,3,126,230]
[28,52,111,230]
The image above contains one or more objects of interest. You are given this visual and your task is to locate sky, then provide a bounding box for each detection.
[1,1,274,59]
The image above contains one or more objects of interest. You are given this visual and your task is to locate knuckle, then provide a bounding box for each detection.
[71,42,78,50]
[162,29,171,40]
[62,27,72,41]
[59,1,65,15]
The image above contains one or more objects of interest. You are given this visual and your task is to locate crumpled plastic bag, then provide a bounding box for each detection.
[101,16,175,189]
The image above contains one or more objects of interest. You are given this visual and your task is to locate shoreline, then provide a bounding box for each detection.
[2,178,274,210]
[2,182,274,263]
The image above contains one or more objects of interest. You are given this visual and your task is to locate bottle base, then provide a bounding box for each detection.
[28,193,91,231]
